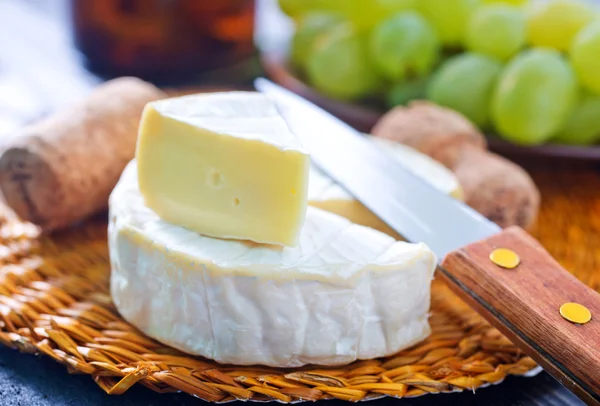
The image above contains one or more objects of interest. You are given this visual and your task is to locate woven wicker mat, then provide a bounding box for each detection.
[0,161,597,403]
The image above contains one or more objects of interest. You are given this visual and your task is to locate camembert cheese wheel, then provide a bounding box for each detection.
[109,162,436,367]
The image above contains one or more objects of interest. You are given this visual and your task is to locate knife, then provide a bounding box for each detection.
[256,78,600,405]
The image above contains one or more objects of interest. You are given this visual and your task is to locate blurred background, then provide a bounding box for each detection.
[3,0,600,155]
[0,0,295,137]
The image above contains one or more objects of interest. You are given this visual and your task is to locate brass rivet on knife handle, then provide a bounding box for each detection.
[489,248,520,269]
[560,303,592,325]
[440,226,600,406]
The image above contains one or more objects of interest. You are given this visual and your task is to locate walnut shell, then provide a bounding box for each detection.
[372,101,486,169]
[453,146,540,229]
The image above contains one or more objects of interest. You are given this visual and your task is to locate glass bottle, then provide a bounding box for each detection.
[70,0,257,85]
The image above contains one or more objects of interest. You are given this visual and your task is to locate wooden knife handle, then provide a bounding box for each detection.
[441,226,600,406]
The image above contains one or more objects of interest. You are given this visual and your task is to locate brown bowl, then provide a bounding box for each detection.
[261,53,600,162]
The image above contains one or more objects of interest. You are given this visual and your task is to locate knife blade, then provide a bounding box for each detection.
[256,78,498,259]
[256,78,600,405]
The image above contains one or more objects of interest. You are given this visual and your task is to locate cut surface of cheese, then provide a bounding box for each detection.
[136,92,309,247]
[109,162,436,367]
[309,136,463,238]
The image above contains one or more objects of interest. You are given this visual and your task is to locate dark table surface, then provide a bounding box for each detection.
[0,346,584,406]
[0,1,590,405]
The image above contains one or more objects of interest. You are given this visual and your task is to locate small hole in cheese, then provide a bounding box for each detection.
[208,169,223,188]
[233,197,240,206]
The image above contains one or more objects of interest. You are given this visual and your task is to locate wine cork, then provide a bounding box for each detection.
[0,77,166,231]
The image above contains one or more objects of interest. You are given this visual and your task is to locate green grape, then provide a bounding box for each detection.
[277,0,308,17]
[418,0,480,46]
[554,92,600,145]
[281,0,415,29]
[526,0,594,51]
[277,0,343,18]
[483,0,527,5]
[466,5,526,61]
[370,11,439,81]
[337,0,416,30]
[386,77,429,107]
[306,24,379,100]
[491,49,577,145]
[291,13,344,69]
[427,53,502,127]
[570,22,600,95]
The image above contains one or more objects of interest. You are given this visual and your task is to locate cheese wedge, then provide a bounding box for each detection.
[309,136,463,238]
[136,92,310,247]
[109,162,436,367]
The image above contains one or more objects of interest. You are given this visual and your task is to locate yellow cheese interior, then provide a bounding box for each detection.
[136,97,310,247]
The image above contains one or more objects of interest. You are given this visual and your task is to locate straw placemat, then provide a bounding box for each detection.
[0,162,597,403]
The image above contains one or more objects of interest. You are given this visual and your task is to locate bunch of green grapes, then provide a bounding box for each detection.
[283,0,600,146]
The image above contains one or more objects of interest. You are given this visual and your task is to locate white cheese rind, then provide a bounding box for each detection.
[149,91,307,152]
[109,162,436,367]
